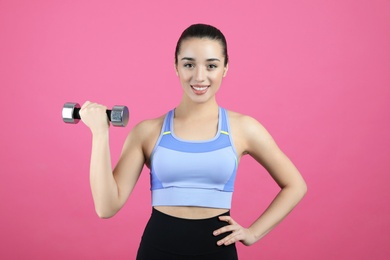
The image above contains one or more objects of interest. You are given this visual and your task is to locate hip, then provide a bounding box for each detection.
[136,208,238,260]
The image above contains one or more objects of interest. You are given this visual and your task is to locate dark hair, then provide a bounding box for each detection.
[175,24,229,66]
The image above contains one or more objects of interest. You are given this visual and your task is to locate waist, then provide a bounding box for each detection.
[153,206,229,220]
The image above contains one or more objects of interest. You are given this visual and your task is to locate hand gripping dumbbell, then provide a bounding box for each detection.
[62,102,129,127]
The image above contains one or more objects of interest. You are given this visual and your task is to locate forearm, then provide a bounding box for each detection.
[249,183,307,242]
[89,132,120,218]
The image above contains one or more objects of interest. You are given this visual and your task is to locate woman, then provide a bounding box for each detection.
[79,24,307,259]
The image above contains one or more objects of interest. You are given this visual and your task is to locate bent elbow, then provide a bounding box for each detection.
[95,207,117,219]
[286,180,307,200]
[299,180,308,198]
[97,212,114,219]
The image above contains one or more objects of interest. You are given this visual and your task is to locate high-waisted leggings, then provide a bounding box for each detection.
[136,208,238,260]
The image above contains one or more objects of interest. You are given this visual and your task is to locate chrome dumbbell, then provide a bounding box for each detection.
[62,102,129,127]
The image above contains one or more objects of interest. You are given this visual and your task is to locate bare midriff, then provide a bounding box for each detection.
[154,206,229,219]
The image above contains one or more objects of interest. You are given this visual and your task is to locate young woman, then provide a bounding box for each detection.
[79,24,307,259]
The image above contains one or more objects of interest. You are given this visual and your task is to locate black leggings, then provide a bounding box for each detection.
[136,208,238,260]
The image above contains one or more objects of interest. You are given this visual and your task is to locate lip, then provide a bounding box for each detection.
[190,84,209,95]
[191,84,209,89]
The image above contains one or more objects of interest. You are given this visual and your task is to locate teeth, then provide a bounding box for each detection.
[192,86,208,91]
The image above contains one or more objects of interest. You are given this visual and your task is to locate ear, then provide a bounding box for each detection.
[174,63,179,76]
[223,64,229,77]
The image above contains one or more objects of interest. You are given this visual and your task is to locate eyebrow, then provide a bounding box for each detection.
[181,57,221,62]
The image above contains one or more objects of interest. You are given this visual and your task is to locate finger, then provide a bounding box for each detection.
[223,233,240,246]
[79,101,93,117]
[213,224,236,236]
[81,101,92,110]
[81,102,107,115]
[213,216,237,236]
[217,231,241,246]
[218,215,236,224]
[219,228,246,246]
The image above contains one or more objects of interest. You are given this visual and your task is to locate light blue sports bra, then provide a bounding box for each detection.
[150,107,238,209]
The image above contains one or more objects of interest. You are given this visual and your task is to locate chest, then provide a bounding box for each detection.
[173,117,219,141]
[151,145,237,190]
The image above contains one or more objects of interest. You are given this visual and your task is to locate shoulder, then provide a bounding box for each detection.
[225,109,274,155]
[131,114,166,140]
[226,109,266,135]
[134,116,165,132]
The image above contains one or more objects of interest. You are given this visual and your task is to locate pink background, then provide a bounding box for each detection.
[1,0,389,259]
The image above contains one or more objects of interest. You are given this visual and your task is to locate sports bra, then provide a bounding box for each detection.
[149,107,238,209]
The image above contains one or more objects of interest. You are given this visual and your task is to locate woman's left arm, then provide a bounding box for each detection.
[214,114,307,246]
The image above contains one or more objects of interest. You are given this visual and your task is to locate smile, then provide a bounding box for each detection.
[191,85,209,91]
[190,85,209,95]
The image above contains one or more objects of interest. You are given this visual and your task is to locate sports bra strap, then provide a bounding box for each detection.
[162,107,229,134]
[220,107,229,133]
[161,110,173,134]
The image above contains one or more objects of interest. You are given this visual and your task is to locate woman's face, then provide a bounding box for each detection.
[175,37,228,104]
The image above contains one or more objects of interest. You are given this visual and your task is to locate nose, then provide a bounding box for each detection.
[195,66,206,82]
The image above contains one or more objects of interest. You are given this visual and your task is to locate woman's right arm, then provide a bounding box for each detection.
[80,101,147,218]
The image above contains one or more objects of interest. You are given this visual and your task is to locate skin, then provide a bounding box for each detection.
[79,37,307,247]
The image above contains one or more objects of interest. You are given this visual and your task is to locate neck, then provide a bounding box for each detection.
[175,97,219,119]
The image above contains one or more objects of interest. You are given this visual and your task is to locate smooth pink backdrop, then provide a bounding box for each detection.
[1,0,389,259]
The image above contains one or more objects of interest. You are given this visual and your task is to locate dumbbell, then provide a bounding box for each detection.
[62,102,129,127]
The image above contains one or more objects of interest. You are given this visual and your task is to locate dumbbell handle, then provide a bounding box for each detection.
[72,107,113,121]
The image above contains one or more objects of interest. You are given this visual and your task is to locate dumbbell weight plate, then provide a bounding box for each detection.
[110,106,129,127]
[62,102,80,124]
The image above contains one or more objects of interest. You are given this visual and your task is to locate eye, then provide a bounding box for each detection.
[208,64,217,70]
[184,63,194,68]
